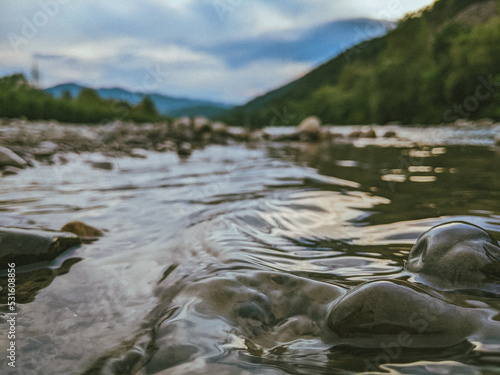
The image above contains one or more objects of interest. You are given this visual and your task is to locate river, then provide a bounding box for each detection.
[1,124,500,374]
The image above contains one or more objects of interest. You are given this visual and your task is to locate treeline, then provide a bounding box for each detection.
[222,0,500,126]
[0,74,164,123]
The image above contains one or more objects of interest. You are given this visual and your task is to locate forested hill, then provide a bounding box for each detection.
[220,0,500,126]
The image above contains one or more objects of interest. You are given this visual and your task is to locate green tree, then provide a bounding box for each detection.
[136,95,158,117]
[76,88,102,106]
[61,89,72,101]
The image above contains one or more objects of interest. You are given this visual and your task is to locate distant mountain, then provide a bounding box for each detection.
[44,84,234,118]
[220,0,499,126]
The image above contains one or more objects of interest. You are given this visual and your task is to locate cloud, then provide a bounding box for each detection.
[201,18,393,69]
[0,0,435,104]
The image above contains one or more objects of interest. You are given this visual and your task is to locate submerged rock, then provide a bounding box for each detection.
[363,129,377,138]
[348,130,363,138]
[0,257,81,304]
[61,221,104,238]
[349,129,377,138]
[89,161,114,170]
[383,130,397,138]
[156,140,177,152]
[31,141,59,160]
[0,146,28,169]
[177,142,192,157]
[2,166,22,176]
[405,221,500,291]
[0,227,82,267]
[130,148,148,159]
[160,140,178,152]
[325,280,478,348]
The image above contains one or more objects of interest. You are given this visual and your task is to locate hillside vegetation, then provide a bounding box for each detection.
[221,0,500,126]
[0,74,164,124]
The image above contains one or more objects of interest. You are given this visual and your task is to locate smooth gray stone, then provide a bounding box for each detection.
[325,280,478,348]
[0,227,82,268]
[406,221,500,290]
[0,146,27,169]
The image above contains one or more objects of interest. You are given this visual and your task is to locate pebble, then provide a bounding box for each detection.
[31,141,59,159]
[61,221,104,238]
[89,161,114,170]
[156,140,177,152]
[177,142,192,157]
[348,129,377,138]
[2,166,22,176]
[383,130,397,138]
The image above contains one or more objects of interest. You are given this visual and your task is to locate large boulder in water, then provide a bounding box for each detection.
[405,221,500,291]
[325,280,478,348]
[0,227,82,267]
[0,146,28,169]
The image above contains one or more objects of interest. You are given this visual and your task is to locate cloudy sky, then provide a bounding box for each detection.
[0,0,435,104]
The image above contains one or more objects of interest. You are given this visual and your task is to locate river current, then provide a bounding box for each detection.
[1,124,500,374]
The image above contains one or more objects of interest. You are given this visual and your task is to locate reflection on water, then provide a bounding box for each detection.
[0,129,500,374]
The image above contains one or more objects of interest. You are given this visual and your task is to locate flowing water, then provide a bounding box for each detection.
[1,125,500,374]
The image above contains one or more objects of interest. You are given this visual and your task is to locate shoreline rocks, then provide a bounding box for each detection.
[2,118,498,171]
[348,129,377,138]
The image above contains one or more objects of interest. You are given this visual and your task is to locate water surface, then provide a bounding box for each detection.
[1,125,499,374]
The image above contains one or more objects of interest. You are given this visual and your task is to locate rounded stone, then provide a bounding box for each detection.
[61,221,104,238]
[297,116,321,135]
[325,280,477,348]
[0,146,27,169]
[406,221,500,290]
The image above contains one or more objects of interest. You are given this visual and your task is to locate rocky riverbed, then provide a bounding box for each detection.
[1,118,500,374]
[1,117,499,175]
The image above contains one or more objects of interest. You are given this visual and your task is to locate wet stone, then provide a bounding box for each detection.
[0,227,82,268]
[2,166,22,176]
[383,130,397,138]
[193,116,212,133]
[0,146,28,169]
[405,221,500,291]
[177,142,192,157]
[31,141,59,160]
[89,161,114,170]
[61,221,104,238]
[325,280,478,348]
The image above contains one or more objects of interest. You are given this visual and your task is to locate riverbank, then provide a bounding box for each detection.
[1,117,499,177]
